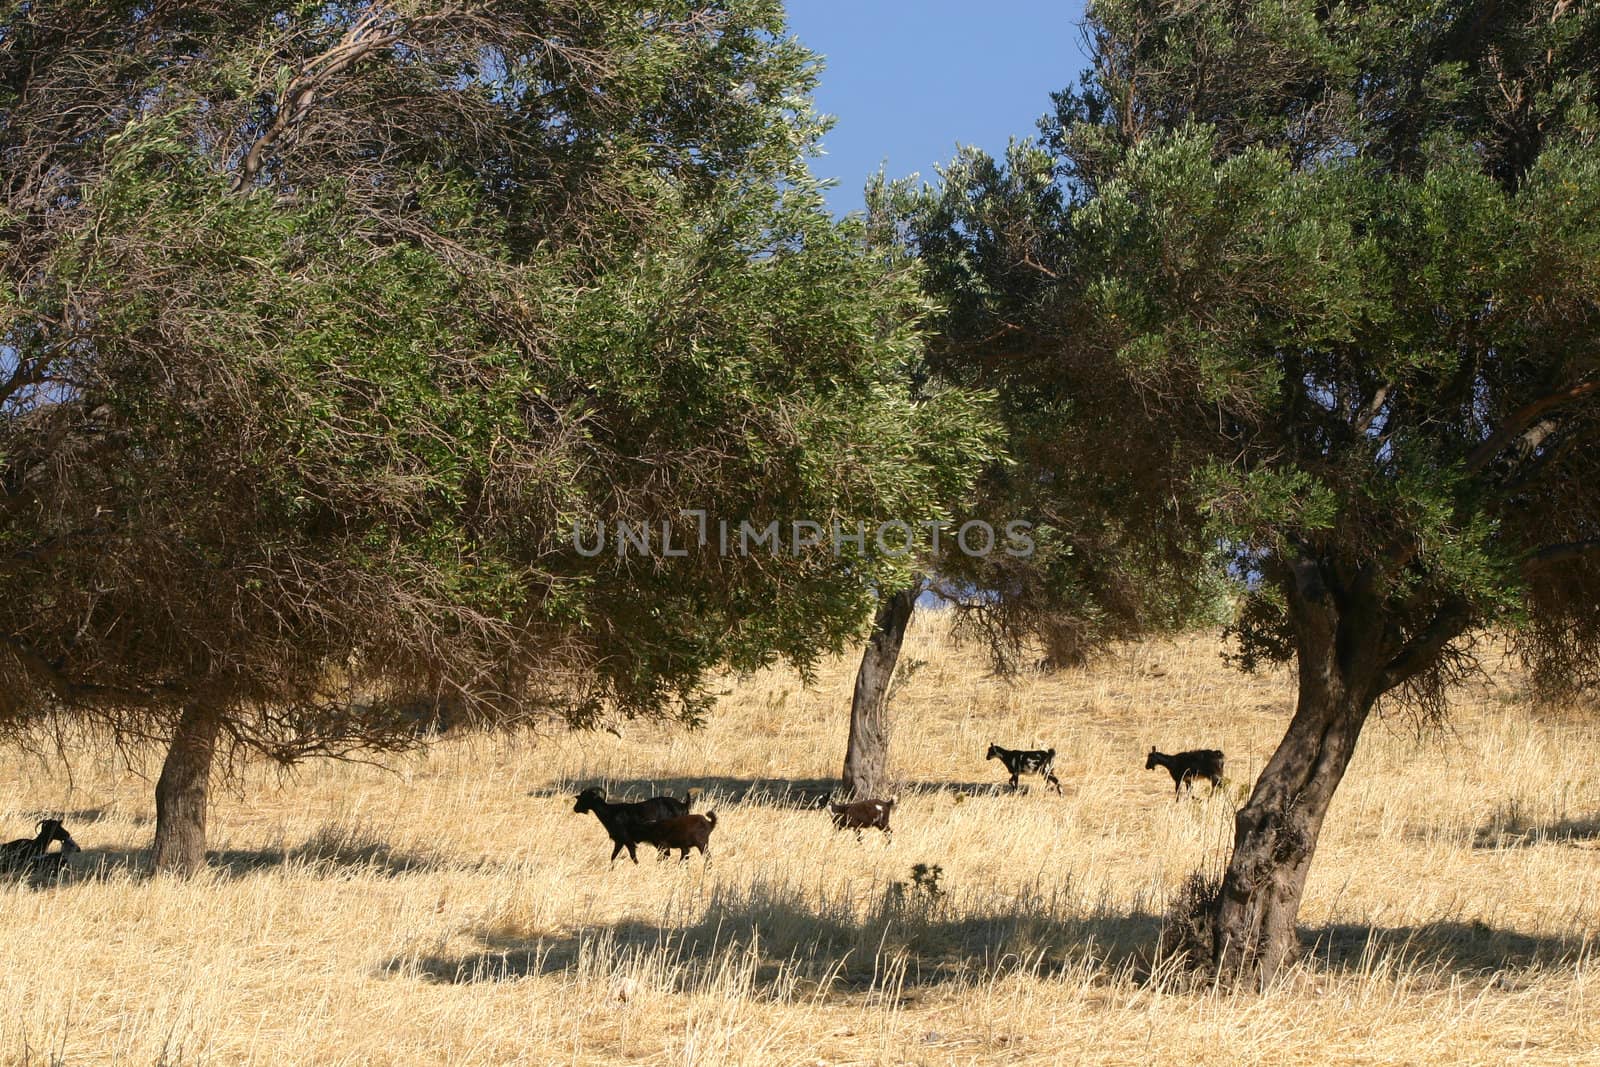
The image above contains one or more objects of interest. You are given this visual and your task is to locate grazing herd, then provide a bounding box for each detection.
[570,740,1226,864]
[3,742,1226,880]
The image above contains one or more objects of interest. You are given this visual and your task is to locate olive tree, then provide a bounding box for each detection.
[0,0,993,872]
[919,0,1600,978]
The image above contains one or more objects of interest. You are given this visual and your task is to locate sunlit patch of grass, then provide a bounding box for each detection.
[1,615,1597,1064]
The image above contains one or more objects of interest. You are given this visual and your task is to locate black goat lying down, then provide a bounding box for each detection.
[573,786,706,863]
[1145,747,1225,798]
[829,797,895,839]
[1,819,81,877]
[986,743,1062,793]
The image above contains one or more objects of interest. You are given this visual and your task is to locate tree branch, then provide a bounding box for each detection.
[0,526,110,577]
[1352,382,1391,436]
[231,8,414,193]
[1465,379,1600,475]
[1378,598,1474,693]
[1,635,163,709]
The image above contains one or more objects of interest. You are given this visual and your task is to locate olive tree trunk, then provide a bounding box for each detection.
[842,584,919,800]
[1212,568,1380,982]
[151,704,222,876]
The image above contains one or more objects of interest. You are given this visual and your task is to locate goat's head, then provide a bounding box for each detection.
[573,787,606,815]
[37,819,79,852]
[985,743,1000,761]
[1144,747,1159,770]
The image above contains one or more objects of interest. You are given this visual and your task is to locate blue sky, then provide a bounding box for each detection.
[785,1,1092,215]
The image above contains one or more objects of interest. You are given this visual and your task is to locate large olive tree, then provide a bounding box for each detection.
[0,0,992,873]
[918,0,1600,978]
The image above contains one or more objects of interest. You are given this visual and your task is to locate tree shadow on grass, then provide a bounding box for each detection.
[209,833,452,878]
[13,806,121,826]
[1471,804,1600,849]
[527,776,838,810]
[1304,919,1588,974]
[51,826,452,884]
[384,876,1590,996]
[384,878,1164,993]
[528,776,1016,810]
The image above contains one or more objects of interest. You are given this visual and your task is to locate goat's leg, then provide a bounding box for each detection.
[610,841,625,863]
[1009,772,1020,791]
[1046,772,1062,794]
[626,843,640,864]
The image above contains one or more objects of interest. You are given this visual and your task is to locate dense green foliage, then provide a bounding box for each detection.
[918,0,1600,706]
[892,147,1228,670]
[0,0,995,759]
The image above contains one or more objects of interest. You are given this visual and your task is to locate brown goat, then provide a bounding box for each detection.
[573,787,699,863]
[829,797,895,840]
[635,811,717,861]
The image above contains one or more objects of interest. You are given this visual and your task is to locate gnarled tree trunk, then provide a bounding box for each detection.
[1212,562,1383,982]
[151,704,222,877]
[1212,665,1374,979]
[842,584,918,800]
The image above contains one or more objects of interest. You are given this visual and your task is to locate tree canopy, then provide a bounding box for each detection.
[0,0,994,871]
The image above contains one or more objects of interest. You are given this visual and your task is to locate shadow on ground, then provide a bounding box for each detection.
[13,807,127,826]
[1304,919,1588,974]
[386,877,1158,993]
[383,878,1586,995]
[44,828,452,886]
[1472,805,1600,849]
[529,776,1021,810]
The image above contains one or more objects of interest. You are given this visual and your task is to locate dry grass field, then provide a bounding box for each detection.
[2,611,1598,1066]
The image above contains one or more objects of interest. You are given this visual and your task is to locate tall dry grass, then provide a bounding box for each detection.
[2,612,1597,1065]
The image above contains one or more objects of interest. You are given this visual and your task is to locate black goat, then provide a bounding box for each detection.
[0,819,81,876]
[1145,747,1225,798]
[635,811,717,861]
[986,743,1062,793]
[573,786,698,863]
[30,851,74,880]
[829,797,895,839]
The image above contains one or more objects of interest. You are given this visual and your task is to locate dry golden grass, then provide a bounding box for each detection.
[2,612,1598,1066]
